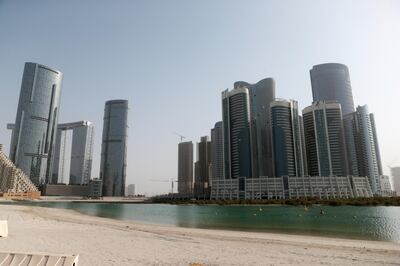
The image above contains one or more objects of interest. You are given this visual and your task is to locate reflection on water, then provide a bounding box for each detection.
[3,201,400,242]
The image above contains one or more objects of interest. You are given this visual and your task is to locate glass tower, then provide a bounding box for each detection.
[270,99,304,177]
[211,121,223,180]
[310,63,355,115]
[178,141,193,194]
[234,78,275,177]
[10,62,63,185]
[302,101,348,177]
[222,87,252,179]
[100,100,128,197]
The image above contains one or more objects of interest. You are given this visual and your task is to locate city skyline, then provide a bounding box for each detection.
[1,0,399,195]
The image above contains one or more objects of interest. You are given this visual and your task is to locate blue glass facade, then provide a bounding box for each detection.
[10,62,63,185]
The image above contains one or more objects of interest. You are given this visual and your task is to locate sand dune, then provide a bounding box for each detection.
[0,204,399,265]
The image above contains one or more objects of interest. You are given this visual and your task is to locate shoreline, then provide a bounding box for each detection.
[0,205,399,265]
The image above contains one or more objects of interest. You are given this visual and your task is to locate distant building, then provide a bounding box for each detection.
[391,167,400,195]
[234,78,275,178]
[302,101,348,177]
[270,99,304,177]
[194,136,211,197]
[52,121,94,185]
[310,63,355,115]
[100,100,128,197]
[126,184,135,196]
[210,121,223,180]
[178,141,193,195]
[10,62,63,185]
[222,87,252,179]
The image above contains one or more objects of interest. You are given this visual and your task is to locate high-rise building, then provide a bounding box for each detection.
[100,100,128,197]
[391,167,400,195]
[302,101,348,177]
[270,99,304,177]
[194,136,211,197]
[10,62,63,185]
[351,105,381,194]
[370,113,383,176]
[310,63,355,115]
[177,141,193,194]
[222,87,252,179]
[52,121,94,185]
[234,78,275,177]
[211,121,223,180]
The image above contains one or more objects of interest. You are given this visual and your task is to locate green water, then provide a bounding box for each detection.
[3,202,400,242]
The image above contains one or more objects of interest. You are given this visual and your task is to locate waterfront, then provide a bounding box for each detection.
[2,201,400,242]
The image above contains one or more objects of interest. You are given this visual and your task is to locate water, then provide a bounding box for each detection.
[2,201,400,242]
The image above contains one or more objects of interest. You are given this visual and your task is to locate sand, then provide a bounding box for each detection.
[0,205,399,265]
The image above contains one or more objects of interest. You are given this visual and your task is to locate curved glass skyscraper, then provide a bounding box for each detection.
[100,100,128,196]
[10,62,63,185]
[310,63,355,115]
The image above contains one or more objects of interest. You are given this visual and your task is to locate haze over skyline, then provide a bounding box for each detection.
[0,0,399,195]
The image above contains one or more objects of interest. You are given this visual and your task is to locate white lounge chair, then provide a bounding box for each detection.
[0,252,79,266]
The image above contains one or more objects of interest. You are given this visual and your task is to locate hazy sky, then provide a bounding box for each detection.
[0,0,399,195]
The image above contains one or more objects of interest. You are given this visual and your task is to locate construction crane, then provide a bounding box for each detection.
[173,132,186,142]
[150,179,178,194]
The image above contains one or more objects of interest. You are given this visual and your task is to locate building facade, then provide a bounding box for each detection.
[126,184,135,196]
[302,101,348,177]
[234,78,275,178]
[194,136,211,197]
[100,100,128,197]
[10,62,63,185]
[222,87,252,179]
[310,63,355,115]
[270,99,304,177]
[391,167,400,195]
[352,105,381,194]
[210,121,223,180]
[52,121,94,185]
[178,141,193,195]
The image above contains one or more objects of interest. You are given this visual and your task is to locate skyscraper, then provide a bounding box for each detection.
[100,100,128,197]
[10,62,63,185]
[234,78,275,177]
[178,141,193,194]
[391,167,400,195]
[370,113,383,176]
[352,105,381,194]
[194,136,211,197]
[52,121,94,185]
[302,101,348,177]
[222,87,252,179]
[270,99,304,177]
[310,63,355,115]
[211,121,223,180]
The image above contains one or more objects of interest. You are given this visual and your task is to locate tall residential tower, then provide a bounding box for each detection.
[100,100,128,196]
[302,101,348,177]
[310,63,355,115]
[270,99,304,177]
[222,87,252,179]
[10,62,63,185]
[178,141,193,194]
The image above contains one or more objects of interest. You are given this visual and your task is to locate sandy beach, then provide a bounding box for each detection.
[0,205,399,265]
